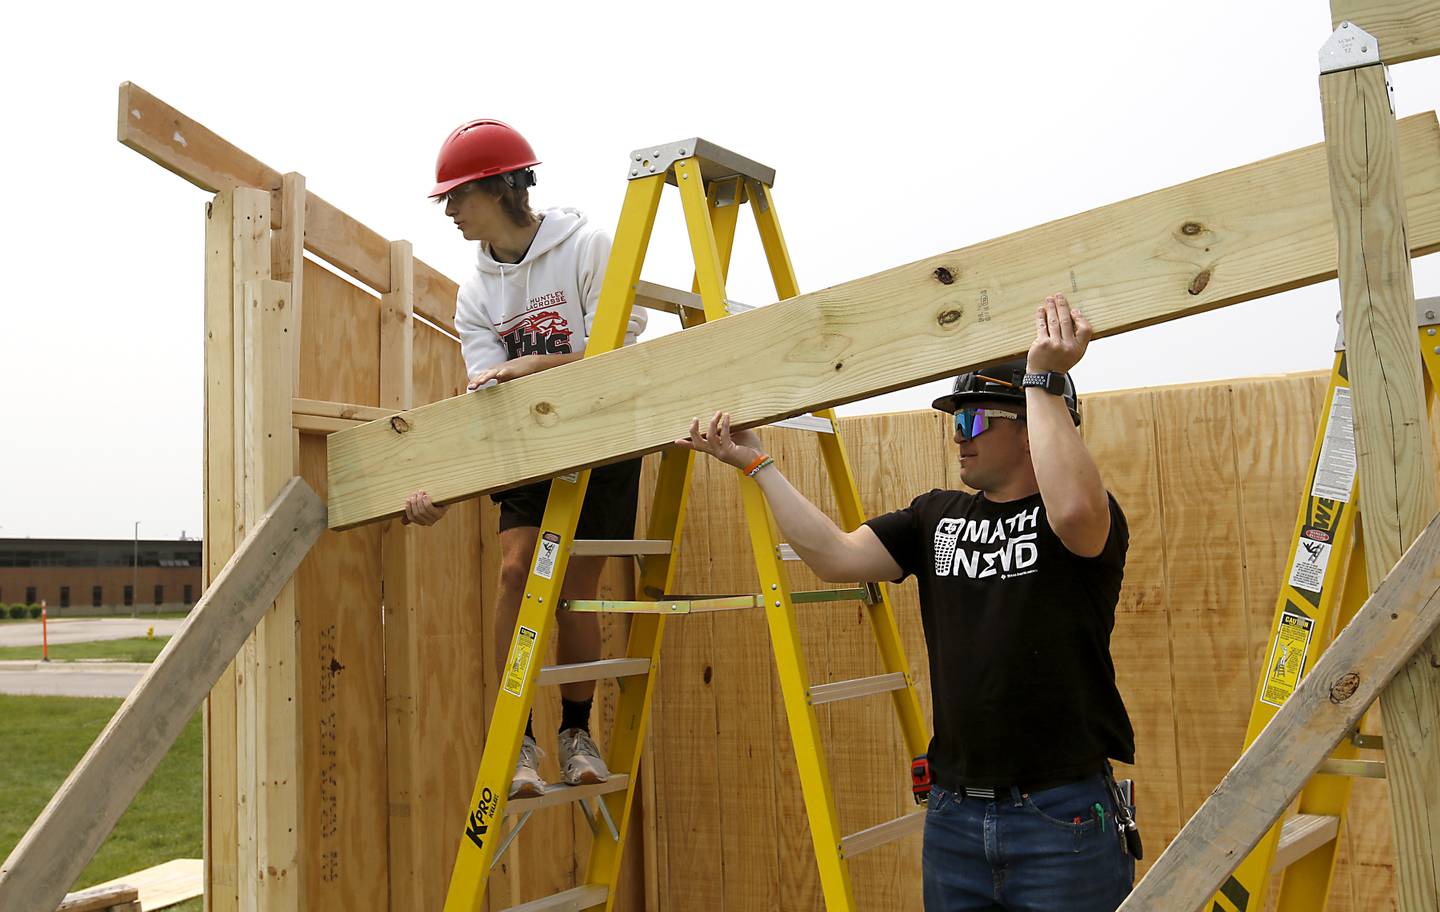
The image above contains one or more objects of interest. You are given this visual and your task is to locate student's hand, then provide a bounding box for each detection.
[467,355,548,390]
[402,491,449,526]
[675,411,764,470]
[1026,293,1092,374]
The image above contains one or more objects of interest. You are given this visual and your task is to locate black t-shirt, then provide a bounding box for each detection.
[865,488,1135,789]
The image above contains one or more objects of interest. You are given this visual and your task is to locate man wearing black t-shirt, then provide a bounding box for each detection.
[678,294,1135,911]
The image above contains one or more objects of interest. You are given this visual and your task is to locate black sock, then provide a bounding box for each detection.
[560,697,592,734]
[524,713,534,740]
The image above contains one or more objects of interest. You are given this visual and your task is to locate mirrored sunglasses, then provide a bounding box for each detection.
[953,407,1022,441]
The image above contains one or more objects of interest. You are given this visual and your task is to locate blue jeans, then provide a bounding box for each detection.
[922,775,1134,912]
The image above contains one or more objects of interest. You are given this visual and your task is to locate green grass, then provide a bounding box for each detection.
[0,636,171,663]
[0,695,202,907]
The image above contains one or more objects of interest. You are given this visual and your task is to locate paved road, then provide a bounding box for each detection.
[0,662,147,698]
[0,617,184,648]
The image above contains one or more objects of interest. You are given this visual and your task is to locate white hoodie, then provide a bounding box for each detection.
[454,207,646,377]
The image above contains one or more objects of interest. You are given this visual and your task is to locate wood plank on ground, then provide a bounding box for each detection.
[0,478,325,912]
[324,114,1440,530]
[86,859,203,911]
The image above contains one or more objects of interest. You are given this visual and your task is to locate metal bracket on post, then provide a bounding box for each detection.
[1320,21,1381,73]
[1335,296,1440,351]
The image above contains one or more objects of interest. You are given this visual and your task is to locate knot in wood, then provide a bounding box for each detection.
[1328,672,1361,704]
[532,401,559,427]
[933,266,956,285]
[1181,221,1205,236]
[937,308,964,327]
[1188,269,1212,296]
[703,665,713,685]
[390,416,410,434]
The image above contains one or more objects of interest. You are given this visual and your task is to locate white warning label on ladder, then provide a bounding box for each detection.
[1288,537,1333,592]
[1311,387,1356,502]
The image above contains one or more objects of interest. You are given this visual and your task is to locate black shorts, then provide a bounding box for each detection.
[491,457,644,539]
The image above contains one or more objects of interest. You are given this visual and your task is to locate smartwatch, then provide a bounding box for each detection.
[1021,371,1067,396]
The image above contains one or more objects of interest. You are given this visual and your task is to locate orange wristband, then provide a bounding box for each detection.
[742,453,771,476]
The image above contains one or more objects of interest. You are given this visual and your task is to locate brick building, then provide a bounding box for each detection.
[0,538,203,616]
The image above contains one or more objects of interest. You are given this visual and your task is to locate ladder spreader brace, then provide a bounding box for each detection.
[443,139,931,912]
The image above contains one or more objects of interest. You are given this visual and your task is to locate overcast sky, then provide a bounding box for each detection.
[5,1,1440,541]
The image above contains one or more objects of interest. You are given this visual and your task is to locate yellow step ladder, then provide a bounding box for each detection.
[1208,298,1440,911]
[443,139,932,912]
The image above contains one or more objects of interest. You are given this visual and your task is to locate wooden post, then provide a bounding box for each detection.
[203,187,269,912]
[379,239,424,909]
[0,478,325,912]
[1321,42,1440,909]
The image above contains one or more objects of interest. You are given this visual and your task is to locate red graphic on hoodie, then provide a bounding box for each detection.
[502,310,573,358]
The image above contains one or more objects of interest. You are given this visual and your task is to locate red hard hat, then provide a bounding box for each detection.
[429,119,541,198]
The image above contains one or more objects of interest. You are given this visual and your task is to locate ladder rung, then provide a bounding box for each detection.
[840,811,925,858]
[634,280,750,316]
[500,884,608,912]
[572,539,672,557]
[1317,758,1387,779]
[777,544,801,561]
[1271,813,1340,872]
[537,658,651,687]
[565,595,761,614]
[810,672,908,705]
[769,414,834,433]
[507,775,631,815]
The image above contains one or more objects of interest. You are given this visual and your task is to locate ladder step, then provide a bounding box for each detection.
[572,539,671,557]
[566,595,762,614]
[1317,758,1386,779]
[810,672,908,705]
[840,811,925,858]
[1271,814,1340,872]
[537,658,651,687]
[499,883,608,912]
[507,775,631,815]
[777,544,801,561]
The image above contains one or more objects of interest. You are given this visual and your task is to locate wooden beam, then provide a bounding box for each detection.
[1117,511,1440,909]
[292,397,392,423]
[325,114,1440,529]
[0,478,325,912]
[116,82,459,334]
[1322,60,1440,909]
[1332,0,1440,63]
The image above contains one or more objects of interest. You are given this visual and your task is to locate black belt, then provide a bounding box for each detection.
[955,769,1100,800]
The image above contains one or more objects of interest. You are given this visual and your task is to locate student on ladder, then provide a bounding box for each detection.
[680,294,1138,911]
[402,118,647,798]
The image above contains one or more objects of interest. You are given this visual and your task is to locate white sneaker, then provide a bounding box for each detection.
[558,728,610,786]
[510,735,547,798]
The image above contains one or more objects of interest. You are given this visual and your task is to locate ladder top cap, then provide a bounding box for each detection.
[626,137,776,188]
